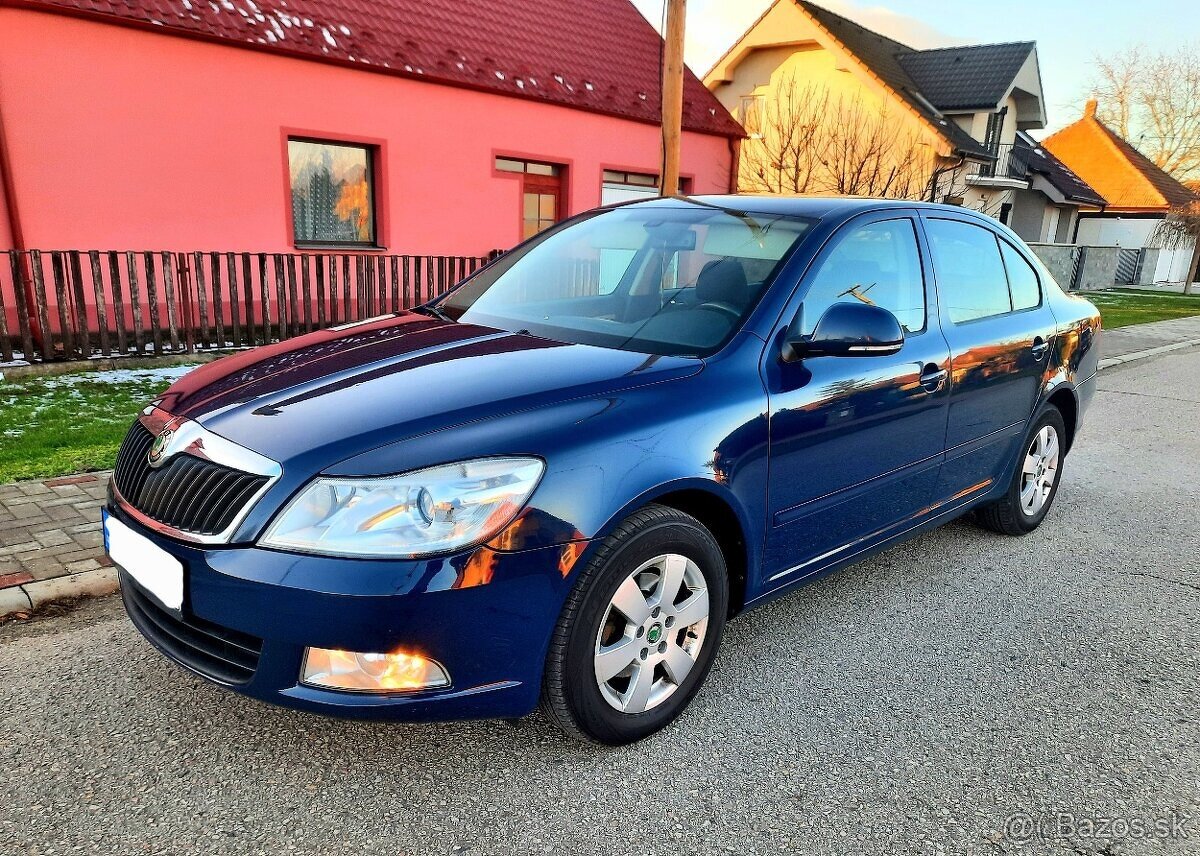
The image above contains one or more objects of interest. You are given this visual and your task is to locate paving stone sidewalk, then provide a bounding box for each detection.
[0,473,116,616]
[1102,315,1200,364]
[2,314,1200,617]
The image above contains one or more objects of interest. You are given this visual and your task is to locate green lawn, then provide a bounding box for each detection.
[0,366,196,484]
[1087,288,1200,328]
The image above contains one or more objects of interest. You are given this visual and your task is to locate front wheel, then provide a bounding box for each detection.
[541,505,728,745]
[975,406,1067,536]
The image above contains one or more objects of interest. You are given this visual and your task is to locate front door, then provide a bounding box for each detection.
[761,213,951,588]
[919,214,1058,505]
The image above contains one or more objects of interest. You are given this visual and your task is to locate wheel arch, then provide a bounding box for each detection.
[1043,384,1079,453]
[596,479,754,617]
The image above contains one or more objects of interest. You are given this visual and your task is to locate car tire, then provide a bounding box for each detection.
[975,406,1068,536]
[540,504,728,745]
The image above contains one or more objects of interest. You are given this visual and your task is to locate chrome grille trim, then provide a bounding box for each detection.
[112,407,282,545]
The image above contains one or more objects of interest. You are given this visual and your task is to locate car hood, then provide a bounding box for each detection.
[156,312,701,470]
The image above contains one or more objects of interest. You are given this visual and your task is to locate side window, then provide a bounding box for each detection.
[925,219,1011,324]
[1000,240,1041,310]
[800,219,925,334]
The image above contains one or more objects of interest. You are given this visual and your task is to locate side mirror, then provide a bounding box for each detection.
[782,302,905,362]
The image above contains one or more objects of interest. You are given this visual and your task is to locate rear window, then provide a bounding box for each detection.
[925,219,1012,324]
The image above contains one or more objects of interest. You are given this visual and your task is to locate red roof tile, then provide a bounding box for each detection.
[1044,103,1198,212]
[16,0,743,138]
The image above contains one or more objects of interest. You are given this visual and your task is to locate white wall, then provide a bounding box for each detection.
[1154,247,1196,284]
[1075,216,1161,248]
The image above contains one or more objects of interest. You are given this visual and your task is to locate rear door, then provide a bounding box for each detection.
[761,212,951,586]
[919,214,1057,505]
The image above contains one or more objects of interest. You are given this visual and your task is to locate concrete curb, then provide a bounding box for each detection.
[0,568,118,619]
[1098,338,1200,371]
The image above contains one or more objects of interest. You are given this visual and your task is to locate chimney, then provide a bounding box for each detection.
[1084,98,1098,118]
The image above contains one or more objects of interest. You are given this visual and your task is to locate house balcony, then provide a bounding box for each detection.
[965,144,1032,189]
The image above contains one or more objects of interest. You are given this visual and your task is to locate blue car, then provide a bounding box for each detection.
[104,197,1100,744]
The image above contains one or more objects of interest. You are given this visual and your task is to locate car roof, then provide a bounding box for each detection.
[620,194,994,227]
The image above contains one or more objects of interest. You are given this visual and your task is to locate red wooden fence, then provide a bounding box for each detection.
[0,250,497,364]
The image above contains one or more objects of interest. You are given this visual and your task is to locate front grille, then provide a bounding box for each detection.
[121,572,263,685]
[113,422,268,536]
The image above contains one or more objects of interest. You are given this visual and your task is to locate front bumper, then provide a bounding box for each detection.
[107,503,588,721]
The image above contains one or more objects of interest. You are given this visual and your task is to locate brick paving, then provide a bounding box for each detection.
[1102,315,1200,360]
[0,473,114,615]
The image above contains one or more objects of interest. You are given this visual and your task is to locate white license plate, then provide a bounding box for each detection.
[103,511,184,612]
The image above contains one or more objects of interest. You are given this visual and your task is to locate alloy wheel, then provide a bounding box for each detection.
[593,553,710,714]
[1020,424,1060,516]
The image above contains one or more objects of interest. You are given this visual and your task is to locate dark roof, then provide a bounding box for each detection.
[1092,122,1198,208]
[18,0,743,138]
[795,1,991,158]
[1013,132,1105,206]
[897,42,1035,111]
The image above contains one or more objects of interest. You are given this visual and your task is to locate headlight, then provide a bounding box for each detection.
[260,457,544,558]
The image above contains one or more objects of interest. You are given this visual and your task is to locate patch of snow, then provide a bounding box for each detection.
[181,0,192,9]
[495,70,505,80]
[338,24,351,35]
[321,27,337,47]
[516,79,525,89]
[31,365,197,395]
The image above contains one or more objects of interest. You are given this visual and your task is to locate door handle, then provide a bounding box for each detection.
[1031,337,1050,360]
[919,363,948,393]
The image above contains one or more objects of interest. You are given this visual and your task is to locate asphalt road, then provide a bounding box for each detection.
[3,348,1199,856]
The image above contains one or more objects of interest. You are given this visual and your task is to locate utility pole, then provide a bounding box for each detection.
[659,0,686,197]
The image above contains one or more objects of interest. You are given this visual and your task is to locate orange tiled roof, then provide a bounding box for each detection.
[1043,100,1197,212]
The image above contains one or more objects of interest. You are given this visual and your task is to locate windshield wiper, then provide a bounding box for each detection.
[415,303,455,323]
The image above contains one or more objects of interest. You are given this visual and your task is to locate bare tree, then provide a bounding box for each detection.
[738,79,828,195]
[738,75,936,198]
[1151,201,1200,293]
[1087,44,1200,182]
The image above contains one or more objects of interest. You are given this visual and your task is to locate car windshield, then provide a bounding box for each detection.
[436,205,814,357]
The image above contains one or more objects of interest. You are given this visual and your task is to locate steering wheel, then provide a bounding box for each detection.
[697,301,742,321]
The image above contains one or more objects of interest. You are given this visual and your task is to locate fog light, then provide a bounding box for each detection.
[301,646,450,693]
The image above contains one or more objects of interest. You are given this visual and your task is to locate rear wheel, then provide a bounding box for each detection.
[976,407,1067,535]
[541,505,728,745]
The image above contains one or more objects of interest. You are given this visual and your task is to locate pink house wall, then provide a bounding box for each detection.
[0,9,734,259]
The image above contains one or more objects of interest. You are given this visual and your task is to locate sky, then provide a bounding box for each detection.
[631,0,1200,134]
